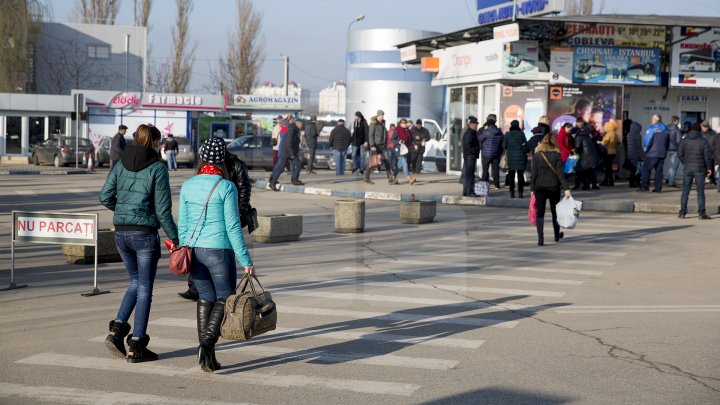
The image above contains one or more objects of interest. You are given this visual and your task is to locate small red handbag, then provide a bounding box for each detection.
[169,178,222,276]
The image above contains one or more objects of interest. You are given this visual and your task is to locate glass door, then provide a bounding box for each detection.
[448,87,464,172]
[5,116,22,155]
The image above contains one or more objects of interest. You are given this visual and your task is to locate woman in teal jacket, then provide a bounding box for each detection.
[100,124,178,363]
[178,137,255,372]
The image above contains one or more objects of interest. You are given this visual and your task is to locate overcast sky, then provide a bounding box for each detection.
[48,0,719,95]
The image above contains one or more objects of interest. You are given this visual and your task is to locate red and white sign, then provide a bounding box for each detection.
[109,92,141,109]
[13,212,97,245]
[494,23,520,43]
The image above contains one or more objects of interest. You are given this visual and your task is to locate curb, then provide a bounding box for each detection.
[0,169,93,175]
[253,179,713,215]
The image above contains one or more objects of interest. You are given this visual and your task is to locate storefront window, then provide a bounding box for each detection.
[49,116,67,136]
[29,116,45,151]
[482,85,497,126]
[465,86,479,124]
[448,87,464,172]
[397,93,411,118]
[5,116,22,155]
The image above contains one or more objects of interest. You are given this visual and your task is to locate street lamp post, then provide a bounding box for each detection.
[345,15,365,117]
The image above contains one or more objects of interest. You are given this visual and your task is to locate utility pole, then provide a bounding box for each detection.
[125,34,130,91]
[283,54,289,96]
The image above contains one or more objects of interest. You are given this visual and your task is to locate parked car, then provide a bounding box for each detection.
[160,136,196,167]
[226,135,274,170]
[32,136,94,167]
[302,141,332,169]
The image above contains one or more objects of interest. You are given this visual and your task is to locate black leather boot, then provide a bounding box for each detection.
[105,320,131,358]
[197,299,220,370]
[536,218,545,246]
[126,334,158,363]
[198,298,226,372]
[553,220,564,242]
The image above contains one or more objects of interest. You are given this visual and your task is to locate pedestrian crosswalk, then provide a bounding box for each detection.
[9,211,671,402]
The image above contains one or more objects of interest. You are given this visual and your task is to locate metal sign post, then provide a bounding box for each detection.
[6,211,109,297]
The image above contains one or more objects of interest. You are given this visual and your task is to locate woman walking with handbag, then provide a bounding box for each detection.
[530,135,572,246]
[99,124,178,363]
[178,137,255,372]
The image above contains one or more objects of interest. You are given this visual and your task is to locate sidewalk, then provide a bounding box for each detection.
[0,164,94,175]
[251,170,720,215]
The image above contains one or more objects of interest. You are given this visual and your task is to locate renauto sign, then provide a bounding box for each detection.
[476,0,565,24]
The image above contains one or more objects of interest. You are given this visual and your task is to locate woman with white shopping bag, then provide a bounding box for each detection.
[530,135,572,246]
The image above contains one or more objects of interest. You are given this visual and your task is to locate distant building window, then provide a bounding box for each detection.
[397,92,411,118]
[88,45,110,59]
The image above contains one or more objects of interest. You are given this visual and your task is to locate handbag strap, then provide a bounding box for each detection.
[187,178,223,247]
[540,152,559,178]
[232,274,265,296]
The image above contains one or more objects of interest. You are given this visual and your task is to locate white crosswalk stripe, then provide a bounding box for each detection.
[368,259,604,276]
[0,382,252,405]
[14,190,37,195]
[151,318,486,349]
[420,243,627,257]
[88,336,459,370]
[17,353,421,396]
[415,252,615,267]
[556,305,720,314]
[339,267,584,286]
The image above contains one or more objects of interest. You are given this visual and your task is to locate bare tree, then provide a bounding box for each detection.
[136,0,152,27]
[169,0,195,93]
[147,60,171,92]
[74,0,120,24]
[0,0,44,93]
[210,0,265,94]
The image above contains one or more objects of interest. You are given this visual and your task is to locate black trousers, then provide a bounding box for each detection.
[462,158,477,196]
[641,157,665,191]
[481,157,500,187]
[411,147,425,174]
[601,154,615,185]
[575,168,597,189]
[507,169,525,195]
[534,188,561,237]
[306,142,317,172]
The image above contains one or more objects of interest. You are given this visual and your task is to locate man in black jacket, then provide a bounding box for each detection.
[678,124,713,220]
[329,119,352,175]
[304,116,319,174]
[410,119,431,174]
[462,116,480,197]
[270,118,303,189]
[110,124,128,169]
[351,111,368,174]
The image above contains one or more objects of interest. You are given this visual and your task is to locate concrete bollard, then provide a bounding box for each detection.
[400,200,437,224]
[335,199,365,233]
[252,214,303,243]
[62,229,121,264]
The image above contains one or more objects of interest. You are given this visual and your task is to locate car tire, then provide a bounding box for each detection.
[95,154,104,168]
[53,155,61,168]
[33,154,40,166]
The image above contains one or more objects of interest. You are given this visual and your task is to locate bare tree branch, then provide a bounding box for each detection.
[137,0,152,27]
[210,0,265,95]
[74,0,120,24]
[0,0,44,93]
[35,37,113,94]
[169,0,195,93]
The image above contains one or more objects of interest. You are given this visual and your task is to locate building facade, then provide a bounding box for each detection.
[346,28,444,126]
[319,82,346,115]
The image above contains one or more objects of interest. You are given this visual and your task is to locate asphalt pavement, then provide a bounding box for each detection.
[0,169,718,404]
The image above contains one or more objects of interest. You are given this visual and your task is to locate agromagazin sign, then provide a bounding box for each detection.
[476,0,565,25]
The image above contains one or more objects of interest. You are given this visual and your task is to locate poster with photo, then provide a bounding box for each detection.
[573,47,661,86]
[547,85,623,137]
[671,26,720,88]
[502,40,540,80]
[499,83,547,139]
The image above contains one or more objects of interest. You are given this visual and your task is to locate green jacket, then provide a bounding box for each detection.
[99,144,178,242]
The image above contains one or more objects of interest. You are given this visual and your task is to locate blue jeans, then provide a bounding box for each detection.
[271,153,301,184]
[352,145,366,172]
[190,248,237,302]
[680,171,706,216]
[396,155,409,178]
[666,151,679,185]
[166,150,177,170]
[386,148,397,176]
[115,231,161,337]
[332,149,346,174]
[641,157,665,191]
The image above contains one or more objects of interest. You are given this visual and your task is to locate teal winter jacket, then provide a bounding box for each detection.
[99,145,178,242]
[178,174,253,267]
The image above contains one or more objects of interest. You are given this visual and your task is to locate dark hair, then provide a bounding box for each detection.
[574,98,592,113]
[483,119,496,127]
[576,117,585,124]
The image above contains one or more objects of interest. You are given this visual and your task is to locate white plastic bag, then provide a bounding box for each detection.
[474,181,489,197]
[556,196,583,229]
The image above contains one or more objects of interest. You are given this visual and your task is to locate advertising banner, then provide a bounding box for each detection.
[432,40,503,85]
[499,84,547,138]
[477,0,565,25]
[671,26,720,88]
[573,47,661,86]
[550,46,574,84]
[547,85,623,136]
[502,41,540,80]
[563,23,666,48]
[233,94,301,109]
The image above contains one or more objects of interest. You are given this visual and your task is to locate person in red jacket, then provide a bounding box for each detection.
[557,122,574,163]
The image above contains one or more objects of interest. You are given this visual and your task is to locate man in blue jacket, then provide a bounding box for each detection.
[640,118,670,192]
[477,114,504,189]
[643,114,667,151]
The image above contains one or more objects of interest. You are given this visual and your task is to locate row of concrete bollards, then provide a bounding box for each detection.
[334,199,436,233]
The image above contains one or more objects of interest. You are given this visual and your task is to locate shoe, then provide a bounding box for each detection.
[518,193,524,199]
[198,299,225,372]
[466,193,479,197]
[699,215,712,220]
[678,212,686,218]
[637,188,648,192]
[269,183,280,191]
[408,176,416,185]
[105,320,131,358]
[292,181,305,186]
[510,191,515,198]
[178,288,199,301]
[126,335,158,363]
[389,177,398,185]
[591,185,600,190]
[651,189,661,193]
[363,179,374,184]
[554,232,564,242]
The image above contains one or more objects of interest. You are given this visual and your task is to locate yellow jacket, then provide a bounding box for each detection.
[603,121,618,155]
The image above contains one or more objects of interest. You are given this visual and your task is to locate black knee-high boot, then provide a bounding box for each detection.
[197,299,220,370]
[536,217,545,246]
[553,219,564,242]
[198,299,226,372]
